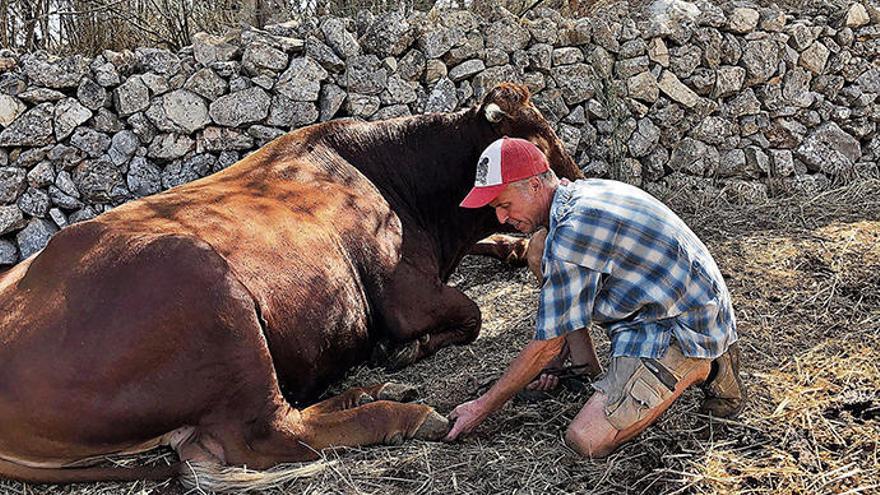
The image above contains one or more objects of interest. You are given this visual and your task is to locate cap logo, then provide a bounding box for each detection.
[475,156,489,185]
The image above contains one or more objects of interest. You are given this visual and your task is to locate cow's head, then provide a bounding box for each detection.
[478,83,584,181]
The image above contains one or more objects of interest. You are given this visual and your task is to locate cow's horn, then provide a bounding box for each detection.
[484,103,508,123]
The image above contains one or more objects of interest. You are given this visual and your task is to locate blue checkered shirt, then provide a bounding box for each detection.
[534,179,738,359]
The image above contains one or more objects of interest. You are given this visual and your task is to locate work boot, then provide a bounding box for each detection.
[699,342,747,418]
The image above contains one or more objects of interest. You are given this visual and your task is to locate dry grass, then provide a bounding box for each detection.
[3,179,880,494]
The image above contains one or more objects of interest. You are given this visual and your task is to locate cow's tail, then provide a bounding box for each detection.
[178,460,336,492]
[0,457,182,484]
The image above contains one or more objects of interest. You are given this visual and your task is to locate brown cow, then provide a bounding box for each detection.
[0,83,581,487]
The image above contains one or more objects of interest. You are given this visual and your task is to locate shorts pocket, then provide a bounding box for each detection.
[604,366,671,431]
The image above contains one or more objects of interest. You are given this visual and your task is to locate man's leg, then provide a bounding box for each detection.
[564,343,711,458]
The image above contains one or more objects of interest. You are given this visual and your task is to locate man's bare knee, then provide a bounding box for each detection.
[564,424,615,459]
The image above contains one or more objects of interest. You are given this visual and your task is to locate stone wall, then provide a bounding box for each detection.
[1,0,879,266]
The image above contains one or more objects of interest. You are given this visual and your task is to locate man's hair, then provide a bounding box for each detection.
[512,169,558,190]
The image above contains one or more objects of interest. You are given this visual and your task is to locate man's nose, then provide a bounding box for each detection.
[495,208,508,224]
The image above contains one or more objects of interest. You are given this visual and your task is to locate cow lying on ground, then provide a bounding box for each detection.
[0,83,582,487]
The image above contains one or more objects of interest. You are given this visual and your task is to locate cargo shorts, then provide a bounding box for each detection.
[592,340,709,431]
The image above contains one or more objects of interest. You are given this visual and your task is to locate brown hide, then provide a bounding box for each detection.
[0,83,579,483]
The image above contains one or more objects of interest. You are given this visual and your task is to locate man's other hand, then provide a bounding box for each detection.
[445,398,489,441]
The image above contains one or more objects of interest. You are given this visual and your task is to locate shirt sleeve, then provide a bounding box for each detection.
[534,257,603,340]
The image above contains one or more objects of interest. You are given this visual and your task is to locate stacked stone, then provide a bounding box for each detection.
[0,0,879,266]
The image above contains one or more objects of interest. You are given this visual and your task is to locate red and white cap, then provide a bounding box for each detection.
[459,137,550,208]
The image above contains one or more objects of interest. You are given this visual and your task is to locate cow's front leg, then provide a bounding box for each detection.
[469,234,530,266]
[376,262,482,371]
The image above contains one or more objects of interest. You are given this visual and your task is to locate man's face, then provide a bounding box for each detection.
[489,179,544,234]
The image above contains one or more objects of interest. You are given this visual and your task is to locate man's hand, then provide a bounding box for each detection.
[445,398,490,441]
[526,228,548,284]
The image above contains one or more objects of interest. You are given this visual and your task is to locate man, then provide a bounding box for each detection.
[445,137,745,458]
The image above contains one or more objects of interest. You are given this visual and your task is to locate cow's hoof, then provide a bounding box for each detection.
[377,382,419,402]
[356,392,375,407]
[384,336,429,372]
[414,410,450,441]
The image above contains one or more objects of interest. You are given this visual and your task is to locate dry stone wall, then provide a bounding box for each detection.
[1,0,879,266]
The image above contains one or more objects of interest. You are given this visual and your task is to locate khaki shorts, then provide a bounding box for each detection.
[592,341,709,431]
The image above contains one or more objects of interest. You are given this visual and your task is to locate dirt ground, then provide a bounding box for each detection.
[4,180,879,494]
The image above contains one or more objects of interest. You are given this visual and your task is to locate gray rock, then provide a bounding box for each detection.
[48,207,67,228]
[620,38,647,59]
[344,93,380,118]
[192,32,239,66]
[380,75,418,105]
[846,3,871,29]
[526,17,559,45]
[114,75,150,116]
[23,54,89,88]
[91,108,124,134]
[0,103,54,147]
[448,59,485,82]
[198,126,255,152]
[27,161,55,188]
[93,62,121,87]
[800,42,830,74]
[425,78,458,113]
[126,156,162,197]
[526,44,553,72]
[590,18,619,53]
[743,147,770,177]
[760,9,786,32]
[216,151,240,170]
[17,187,50,217]
[398,49,426,81]
[319,84,347,121]
[425,59,448,84]
[691,116,738,145]
[557,18,591,46]
[722,179,767,204]
[344,55,387,95]
[717,148,746,177]
[0,167,27,204]
[485,48,510,68]
[128,112,158,144]
[552,47,584,66]
[0,239,16,265]
[162,153,215,189]
[658,71,700,108]
[0,204,26,235]
[552,64,595,105]
[136,48,181,76]
[765,118,807,149]
[306,36,345,73]
[266,95,318,128]
[70,127,111,158]
[0,94,27,127]
[782,67,813,107]
[209,87,270,127]
[54,170,80,198]
[485,18,530,52]
[615,56,650,78]
[669,137,718,176]
[445,32,484,67]
[628,118,660,157]
[769,149,795,176]
[242,42,288,75]
[228,76,251,93]
[742,39,781,85]
[77,78,107,110]
[786,22,818,51]
[246,125,286,144]
[276,57,327,101]
[362,11,414,57]
[147,89,210,134]
[563,105,587,125]
[856,68,880,93]
[147,134,194,161]
[184,68,227,100]
[728,8,760,34]
[795,122,862,175]
[68,206,98,224]
[670,45,702,79]
[647,38,670,67]
[16,219,57,258]
[48,185,83,210]
[725,88,761,117]
[47,144,86,169]
[54,98,93,141]
[72,157,124,202]
[627,72,659,103]
[713,66,745,98]
[321,18,360,59]
[108,130,139,166]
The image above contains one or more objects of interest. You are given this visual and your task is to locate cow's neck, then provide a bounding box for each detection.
[325,110,502,280]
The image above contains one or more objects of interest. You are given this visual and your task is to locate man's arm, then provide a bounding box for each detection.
[445,335,565,441]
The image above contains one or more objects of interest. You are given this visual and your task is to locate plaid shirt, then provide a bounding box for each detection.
[535,179,738,359]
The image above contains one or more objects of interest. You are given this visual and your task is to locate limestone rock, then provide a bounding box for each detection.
[192,32,240,66]
[344,55,387,95]
[658,71,700,108]
[0,103,55,147]
[0,94,27,127]
[16,219,57,259]
[54,98,93,141]
[23,54,89,88]
[0,204,26,235]
[795,122,861,175]
[0,167,27,204]
[209,87,270,127]
[728,8,760,34]
[114,75,151,117]
[361,11,414,57]
[126,156,162,197]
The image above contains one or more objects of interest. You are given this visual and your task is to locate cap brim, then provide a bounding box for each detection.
[459,184,507,208]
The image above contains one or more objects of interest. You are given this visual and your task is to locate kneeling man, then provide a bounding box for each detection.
[445,137,745,457]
